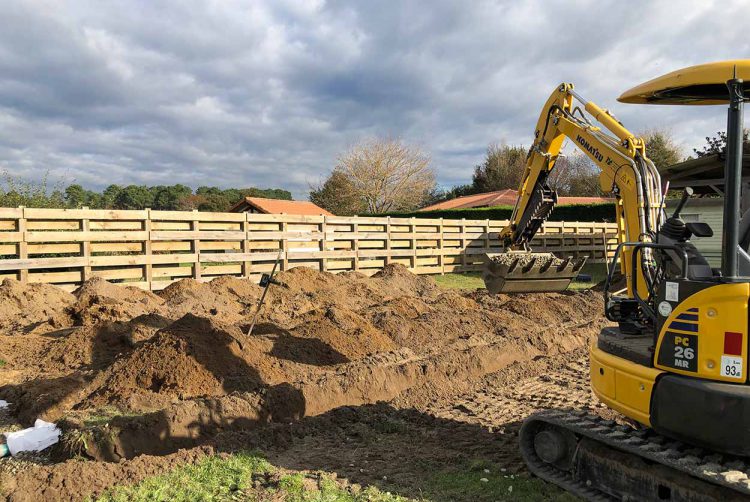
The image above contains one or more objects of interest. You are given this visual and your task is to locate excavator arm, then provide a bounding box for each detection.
[484,83,664,296]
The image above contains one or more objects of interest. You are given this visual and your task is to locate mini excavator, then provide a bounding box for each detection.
[483,61,750,500]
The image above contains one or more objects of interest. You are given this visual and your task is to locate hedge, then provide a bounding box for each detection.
[377,202,617,223]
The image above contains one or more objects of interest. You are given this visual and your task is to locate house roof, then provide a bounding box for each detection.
[230,197,333,216]
[419,189,611,211]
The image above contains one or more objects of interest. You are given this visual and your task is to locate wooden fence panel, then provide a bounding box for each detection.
[0,207,618,291]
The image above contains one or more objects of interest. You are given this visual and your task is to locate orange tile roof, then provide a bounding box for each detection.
[420,189,611,211]
[231,197,333,216]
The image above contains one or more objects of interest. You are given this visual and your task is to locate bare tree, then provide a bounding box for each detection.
[331,138,435,214]
[548,152,603,196]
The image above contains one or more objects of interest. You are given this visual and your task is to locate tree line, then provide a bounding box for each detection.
[310,130,686,215]
[0,174,291,211]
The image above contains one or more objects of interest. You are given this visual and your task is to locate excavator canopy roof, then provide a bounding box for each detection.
[618,60,750,105]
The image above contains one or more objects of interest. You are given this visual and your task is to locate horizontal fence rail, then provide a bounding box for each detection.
[0,207,618,291]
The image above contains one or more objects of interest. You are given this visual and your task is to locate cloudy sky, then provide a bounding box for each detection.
[1,0,748,198]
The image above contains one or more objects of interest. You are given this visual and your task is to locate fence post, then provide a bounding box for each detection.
[281,215,288,271]
[18,206,27,284]
[385,216,391,266]
[439,217,444,275]
[191,210,201,281]
[484,218,490,253]
[320,216,327,272]
[353,216,359,272]
[81,207,92,282]
[144,209,153,290]
[242,214,250,279]
[460,218,466,272]
[410,217,417,271]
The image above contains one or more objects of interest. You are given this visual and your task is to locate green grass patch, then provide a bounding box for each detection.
[93,451,412,502]
[78,407,145,427]
[433,272,484,290]
[424,460,578,502]
[93,452,269,502]
[0,359,6,368]
[567,263,608,291]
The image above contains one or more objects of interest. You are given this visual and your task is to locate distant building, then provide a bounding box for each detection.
[230,197,333,216]
[659,149,750,267]
[419,189,611,211]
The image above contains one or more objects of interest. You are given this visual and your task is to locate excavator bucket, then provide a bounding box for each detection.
[481,252,587,294]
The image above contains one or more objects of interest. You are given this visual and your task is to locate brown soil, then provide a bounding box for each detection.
[0,264,610,501]
[0,279,74,336]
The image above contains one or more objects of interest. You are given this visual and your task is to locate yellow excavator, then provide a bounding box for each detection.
[484,61,750,500]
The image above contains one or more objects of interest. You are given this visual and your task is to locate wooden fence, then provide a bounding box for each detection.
[0,207,618,291]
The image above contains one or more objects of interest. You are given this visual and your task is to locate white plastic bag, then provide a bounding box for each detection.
[4,419,61,456]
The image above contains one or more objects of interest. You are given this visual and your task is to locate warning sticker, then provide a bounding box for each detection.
[721,355,743,379]
[665,282,679,302]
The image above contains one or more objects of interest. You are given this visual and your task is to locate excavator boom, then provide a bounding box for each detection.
[482,83,662,295]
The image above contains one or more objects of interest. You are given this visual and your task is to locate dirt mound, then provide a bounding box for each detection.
[0,279,74,335]
[81,315,259,409]
[159,276,261,324]
[371,263,440,297]
[71,277,165,325]
[272,266,345,294]
[284,307,397,361]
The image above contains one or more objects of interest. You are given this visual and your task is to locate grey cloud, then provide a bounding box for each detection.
[0,0,748,198]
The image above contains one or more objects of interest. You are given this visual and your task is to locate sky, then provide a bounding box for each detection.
[1,0,749,199]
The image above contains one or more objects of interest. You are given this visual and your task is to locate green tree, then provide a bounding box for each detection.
[198,193,234,212]
[61,184,103,208]
[310,170,365,215]
[693,129,750,157]
[471,144,527,192]
[642,129,682,170]
[113,185,154,209]
[64,184,87,208]
[102,185,123,208]
[152,184,193,210]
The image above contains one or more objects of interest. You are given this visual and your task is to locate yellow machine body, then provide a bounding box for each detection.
[618,60,750,105]
[518,60,750,499]
[592,282,750,427]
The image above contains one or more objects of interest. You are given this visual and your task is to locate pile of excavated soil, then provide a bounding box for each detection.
[0,279,74,336]
[71,277,166,326]
[0,264,610,501]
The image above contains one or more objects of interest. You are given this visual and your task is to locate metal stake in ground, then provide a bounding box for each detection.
[246,248,283,336]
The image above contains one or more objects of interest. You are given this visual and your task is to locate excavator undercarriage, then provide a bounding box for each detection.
[520,409,749,501]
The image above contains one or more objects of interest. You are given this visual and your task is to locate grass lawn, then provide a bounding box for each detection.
[92,452,409,502]
[427,459,578,502]
[92,452,577,502]
[433,263,609,292]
